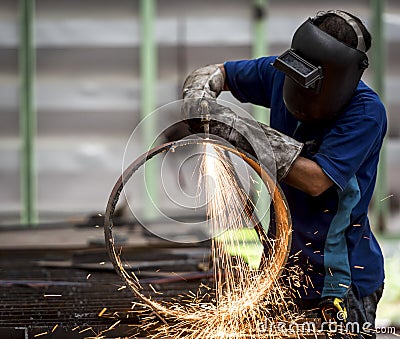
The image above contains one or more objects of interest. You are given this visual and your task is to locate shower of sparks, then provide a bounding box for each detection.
[106,142,337,339]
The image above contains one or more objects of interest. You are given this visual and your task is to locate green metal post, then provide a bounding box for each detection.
[370,0,387,233]
[251,0,270,234]
[19,0,37,225]
[252,0,269,125]
[140,0,158,220]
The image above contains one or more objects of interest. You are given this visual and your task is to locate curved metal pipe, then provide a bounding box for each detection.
[103,138,292,321]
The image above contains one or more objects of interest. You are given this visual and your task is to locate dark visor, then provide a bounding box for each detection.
[272,49,323,88]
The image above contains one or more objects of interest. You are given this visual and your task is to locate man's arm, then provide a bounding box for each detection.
[219,64,333,197]
[284,157,334,196]
[183,63,310,186]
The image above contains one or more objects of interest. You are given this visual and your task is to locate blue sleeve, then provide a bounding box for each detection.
[313,97,386,191]
[224,56,279,108]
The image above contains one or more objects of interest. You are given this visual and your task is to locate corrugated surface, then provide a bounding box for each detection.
[0,240,211,338]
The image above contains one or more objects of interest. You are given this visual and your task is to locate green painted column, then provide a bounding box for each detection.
[140,0,158,220]
[370,0,388,233]
[252,0,269,125]
[251,0,270,231]
[19,0,37,225]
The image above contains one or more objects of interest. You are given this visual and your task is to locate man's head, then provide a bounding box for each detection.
[313,11,371,52]
[273,10,371,123]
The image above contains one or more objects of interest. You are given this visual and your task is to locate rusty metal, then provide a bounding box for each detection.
[0,139,293,338]
[104,138,293,318]
[0,244,210,338]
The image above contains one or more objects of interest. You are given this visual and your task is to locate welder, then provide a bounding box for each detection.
[182,10,386,339]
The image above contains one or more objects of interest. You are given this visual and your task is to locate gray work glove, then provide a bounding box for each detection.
[183,64,225,103]
[182,65,303,181]
[182,64,225,126]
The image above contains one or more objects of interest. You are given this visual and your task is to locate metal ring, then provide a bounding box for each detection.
[103,137,292,320]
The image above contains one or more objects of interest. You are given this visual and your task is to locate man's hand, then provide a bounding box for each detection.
[182,64,303,181]
[182,64,225,125]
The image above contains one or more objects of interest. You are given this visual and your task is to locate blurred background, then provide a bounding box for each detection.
[0,0,399,329]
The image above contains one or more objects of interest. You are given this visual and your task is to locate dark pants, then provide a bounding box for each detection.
[297,284,384,339]
[346,284,384,339]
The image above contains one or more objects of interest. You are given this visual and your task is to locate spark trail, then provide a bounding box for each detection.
[109,142,303,338]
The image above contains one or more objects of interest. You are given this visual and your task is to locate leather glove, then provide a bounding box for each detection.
[182,65,303,181]
[182,64,225,103]
[182,64,225,128]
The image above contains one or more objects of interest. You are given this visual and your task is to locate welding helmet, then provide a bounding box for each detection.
[272,10,369,122]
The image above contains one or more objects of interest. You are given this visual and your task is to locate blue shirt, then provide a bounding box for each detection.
[224,56,386,299]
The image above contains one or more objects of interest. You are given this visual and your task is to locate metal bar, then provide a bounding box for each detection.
[252,0,269,125]
[370,0,388,232]
[140,0,158,220]
[19,0,37,225]
[251,0,271,225]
